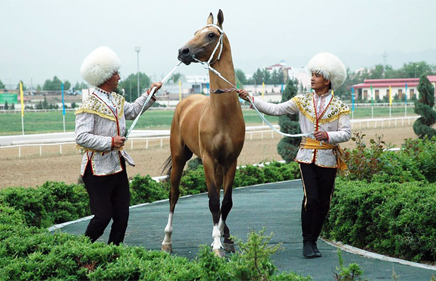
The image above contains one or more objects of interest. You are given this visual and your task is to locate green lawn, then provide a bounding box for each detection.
[0,105,416,136]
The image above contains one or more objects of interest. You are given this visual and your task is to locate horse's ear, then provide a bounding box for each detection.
[207,12,213,25]
[217,9,224,28]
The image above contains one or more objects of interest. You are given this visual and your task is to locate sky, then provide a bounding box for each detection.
[1,0,436,89]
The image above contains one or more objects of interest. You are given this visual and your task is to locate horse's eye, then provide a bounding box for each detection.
[208,33,215,39]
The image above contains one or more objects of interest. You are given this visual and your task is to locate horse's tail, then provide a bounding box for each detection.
[161,156,172,177]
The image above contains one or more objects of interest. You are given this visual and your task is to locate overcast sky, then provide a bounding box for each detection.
[1,0,436,88]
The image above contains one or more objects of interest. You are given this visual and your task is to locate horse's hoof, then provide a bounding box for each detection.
[213,248,225,257]
[223,242,235,253]
[161,243,173,253]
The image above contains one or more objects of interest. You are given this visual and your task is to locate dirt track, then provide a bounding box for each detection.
[0,124,417,190]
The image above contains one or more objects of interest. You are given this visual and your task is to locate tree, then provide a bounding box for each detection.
[16,81,27,91]
[252,68,264,85]
[43,76,63,90]
[118,72,151,102]
[0,79,5,90]
[413,74,436,138]
[276,79,301,163]
[170,73,182,83]
[235,69,247,85]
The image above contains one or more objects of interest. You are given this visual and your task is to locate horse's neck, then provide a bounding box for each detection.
[208,50,239,113]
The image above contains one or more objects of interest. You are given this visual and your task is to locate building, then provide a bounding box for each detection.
[266,60,292,82]
[351,75,436,101]
[266,61,311,91]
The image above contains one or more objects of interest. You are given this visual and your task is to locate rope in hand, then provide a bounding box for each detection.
[195,57,310,138]
[125,61,182,139]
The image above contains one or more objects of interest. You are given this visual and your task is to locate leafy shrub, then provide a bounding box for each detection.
[400,136,436,183]
[0,186,50,228]
[0,182,90,229]
[130,174,167,205]
[234,164,265,187]
[324,179,436,262]
[343,132,387,181]
[38,181,90,224]
[343,132,425,183]
[180,166,207,195]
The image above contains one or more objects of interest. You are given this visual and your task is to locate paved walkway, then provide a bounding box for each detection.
[57,180,436,280]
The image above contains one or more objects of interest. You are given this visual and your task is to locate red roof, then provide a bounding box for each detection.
[352,76,436,89]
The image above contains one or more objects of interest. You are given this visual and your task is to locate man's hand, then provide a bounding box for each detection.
[314,131,328,141]
[113,136,126,149]
[237,89,250,102]
[149,82,163,94]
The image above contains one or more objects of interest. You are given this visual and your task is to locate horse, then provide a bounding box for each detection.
[161,9,245,257]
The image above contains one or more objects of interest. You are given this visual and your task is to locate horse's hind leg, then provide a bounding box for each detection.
[161,146,192,253]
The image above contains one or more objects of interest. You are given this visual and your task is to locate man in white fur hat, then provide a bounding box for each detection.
[75,46,162,245]
[238,52,351,258]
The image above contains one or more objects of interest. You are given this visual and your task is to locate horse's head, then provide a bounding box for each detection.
[178,9,225,65]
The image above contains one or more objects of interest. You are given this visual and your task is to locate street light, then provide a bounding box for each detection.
[415,65,419,78]
[135,46,141,99]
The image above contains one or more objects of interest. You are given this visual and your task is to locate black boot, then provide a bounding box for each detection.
[301,211,319,258]
[310,213,327,258]
[311,242,322,257]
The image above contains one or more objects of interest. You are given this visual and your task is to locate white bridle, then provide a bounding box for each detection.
[194,24,224,66]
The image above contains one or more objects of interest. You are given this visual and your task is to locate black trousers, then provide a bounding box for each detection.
[82,158,130,245]
[299,162,337,243]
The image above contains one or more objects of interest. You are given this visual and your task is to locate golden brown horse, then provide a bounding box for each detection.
[161,9,245,256]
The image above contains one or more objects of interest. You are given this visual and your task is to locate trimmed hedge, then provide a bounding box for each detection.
[324,179,436,262]
[0,161,308,280]
[0,206,310,280]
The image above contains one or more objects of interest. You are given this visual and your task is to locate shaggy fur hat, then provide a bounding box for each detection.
[80,46,121,86]
[307,52,346,90]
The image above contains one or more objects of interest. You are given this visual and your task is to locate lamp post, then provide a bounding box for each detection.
[415,65,419,78]
[135,46,141,99]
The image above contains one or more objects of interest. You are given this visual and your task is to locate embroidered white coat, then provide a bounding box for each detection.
[75,90,154,176]
[251,92,351,168]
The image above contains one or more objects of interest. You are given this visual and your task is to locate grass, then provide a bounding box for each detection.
[0,105,416,136]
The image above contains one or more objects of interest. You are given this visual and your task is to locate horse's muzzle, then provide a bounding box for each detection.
[178,47,193,65]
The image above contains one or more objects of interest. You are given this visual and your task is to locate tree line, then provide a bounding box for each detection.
[1,61,434,101]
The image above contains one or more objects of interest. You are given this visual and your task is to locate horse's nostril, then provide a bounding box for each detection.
[182,48,190,55]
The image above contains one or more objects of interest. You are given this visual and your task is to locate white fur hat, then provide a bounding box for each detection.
[80,46,121,86]
[307,52,347,90]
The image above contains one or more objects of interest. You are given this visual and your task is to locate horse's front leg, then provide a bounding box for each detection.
[221,161,236,253]
[204,158,225,256]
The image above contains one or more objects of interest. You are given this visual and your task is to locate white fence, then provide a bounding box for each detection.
[0,116,419,158]
[0,130,279,158]
[350,116,419,129]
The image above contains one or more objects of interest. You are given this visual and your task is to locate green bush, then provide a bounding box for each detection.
[234,164,265,187]
[343,132,425,183]
[0,186,50,228]
[0,225,310,280]
[400,136,436,183]
[324,179,436,262]
[0,182,90,229]
[38,181,90,225]
[130,174,168,205]
[179,166,207,195]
